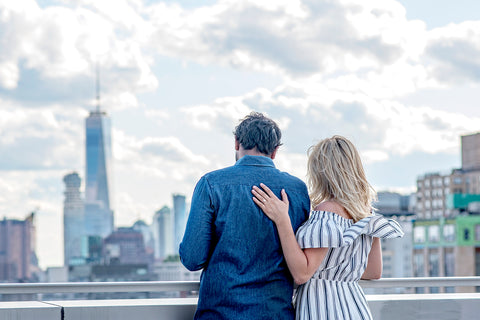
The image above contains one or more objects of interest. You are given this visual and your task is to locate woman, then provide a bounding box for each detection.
[252,135,403,320]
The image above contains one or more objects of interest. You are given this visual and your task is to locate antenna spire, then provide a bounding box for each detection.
[96,63,100,112]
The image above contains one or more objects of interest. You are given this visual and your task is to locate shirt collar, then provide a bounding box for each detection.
[235,155,276,168]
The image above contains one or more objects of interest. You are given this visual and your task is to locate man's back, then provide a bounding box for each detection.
[180,155,310,319]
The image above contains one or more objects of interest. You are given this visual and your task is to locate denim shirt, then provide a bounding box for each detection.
[180,155,310,320]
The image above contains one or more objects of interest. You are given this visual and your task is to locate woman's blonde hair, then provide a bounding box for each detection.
[307,135,376,222]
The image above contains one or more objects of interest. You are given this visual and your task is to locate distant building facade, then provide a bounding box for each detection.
[173,194,187,253]
[416,172,452,219]
[132,220,155,259]
[416,132,480,219]
[104,227,152,268]
[0,214,37,281]
[461,132,480,171]
[374,192,414,293]
[63,172,85,266]
[413,214,480,293]
[153,260,201,282]
[84,108,114,239]
[413,132,480,293]
[152,206,174,261]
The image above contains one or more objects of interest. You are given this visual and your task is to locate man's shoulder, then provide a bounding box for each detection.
[202,164,235,177]
[202,164,305,184]
[277,170,307,188]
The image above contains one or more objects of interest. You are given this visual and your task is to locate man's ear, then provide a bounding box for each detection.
[270,146,279,159]
[235,139,240,151]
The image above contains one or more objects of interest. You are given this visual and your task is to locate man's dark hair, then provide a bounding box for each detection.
[234,111,282,156]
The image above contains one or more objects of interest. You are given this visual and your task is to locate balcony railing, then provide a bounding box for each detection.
[1,277,479,320]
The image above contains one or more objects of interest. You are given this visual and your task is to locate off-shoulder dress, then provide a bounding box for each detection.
[294,211,404,320]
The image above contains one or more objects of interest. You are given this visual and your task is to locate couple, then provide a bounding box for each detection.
[180,112,403,320]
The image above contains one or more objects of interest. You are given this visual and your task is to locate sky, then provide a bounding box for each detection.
[1,0,479,269]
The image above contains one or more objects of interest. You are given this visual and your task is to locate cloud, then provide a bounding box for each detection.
[0,0,157,109]
[426,21,480,83]
[2,0,480,115]
[141,136,210,164]
[144,108,170,124]
[0,103,85,170]
[181,81,480,160]
[181,101,252,133]
[147,0,413,77]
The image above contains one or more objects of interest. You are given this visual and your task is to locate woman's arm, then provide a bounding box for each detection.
[361,237,382,280]
[252,184,327,285]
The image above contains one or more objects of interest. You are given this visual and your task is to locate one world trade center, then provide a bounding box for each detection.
[84,106,114,239]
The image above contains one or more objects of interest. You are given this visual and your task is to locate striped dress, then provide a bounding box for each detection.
[294,211,404,320]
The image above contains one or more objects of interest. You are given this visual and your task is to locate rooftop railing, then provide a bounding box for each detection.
[1,276,479,295]
[1,277,479,320]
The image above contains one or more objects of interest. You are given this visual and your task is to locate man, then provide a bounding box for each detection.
[180,111,310,319]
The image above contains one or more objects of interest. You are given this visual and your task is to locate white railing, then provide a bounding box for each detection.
[360,276,480,288]
[0,277,479,320]
[0,281,199,295]
[1,276,479,295]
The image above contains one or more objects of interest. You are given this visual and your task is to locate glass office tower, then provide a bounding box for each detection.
[63,172,85,266]
[85,109,114,238]
[152,206,174,261]
[173,194,187,254]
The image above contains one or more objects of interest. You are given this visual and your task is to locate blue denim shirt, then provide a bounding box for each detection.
[180,155,310,320]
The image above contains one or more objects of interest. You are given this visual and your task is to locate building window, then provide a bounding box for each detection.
[444,248,455,276]
[454,177,463,185]
[444,248,455,293]
[428,250,440,293]
[414,226,425,243]
[444,177,450,185]
[443,224,456,242]
[475,224,480,241]
[414,252,425,293]
[428,225,440,242]
[476,248,480,293]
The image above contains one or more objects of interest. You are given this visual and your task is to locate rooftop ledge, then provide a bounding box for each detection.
[0,277,479,320]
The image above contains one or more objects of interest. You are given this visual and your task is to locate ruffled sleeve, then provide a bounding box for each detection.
[296,211,404,249]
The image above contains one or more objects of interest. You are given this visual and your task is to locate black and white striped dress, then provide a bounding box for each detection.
[294,211,404,320]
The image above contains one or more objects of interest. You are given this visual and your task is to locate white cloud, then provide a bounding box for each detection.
[361,149,390,164]
[181,101,252,132]
[0,103,85,170]
[181,81,480,161]
[426,21,480,83]
[144,108,170,124]
[0,0,157,110]
[146,0,414,77]
[0,61,19,89]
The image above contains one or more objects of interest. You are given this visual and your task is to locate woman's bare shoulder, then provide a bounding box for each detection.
[314,201,352,220]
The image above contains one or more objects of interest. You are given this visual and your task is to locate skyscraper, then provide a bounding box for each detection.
[173,194,187,254]
[84,105,114,238]
[152,206,174,261]
[63,172,85,266]
[462,132,480,171]
[0,214,37,281]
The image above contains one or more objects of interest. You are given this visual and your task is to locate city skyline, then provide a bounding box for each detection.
[0,0,480,269]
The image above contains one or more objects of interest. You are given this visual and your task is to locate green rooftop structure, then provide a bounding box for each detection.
[447,194,480,210]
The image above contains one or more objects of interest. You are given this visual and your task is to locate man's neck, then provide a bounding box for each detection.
[236,148,270,161]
